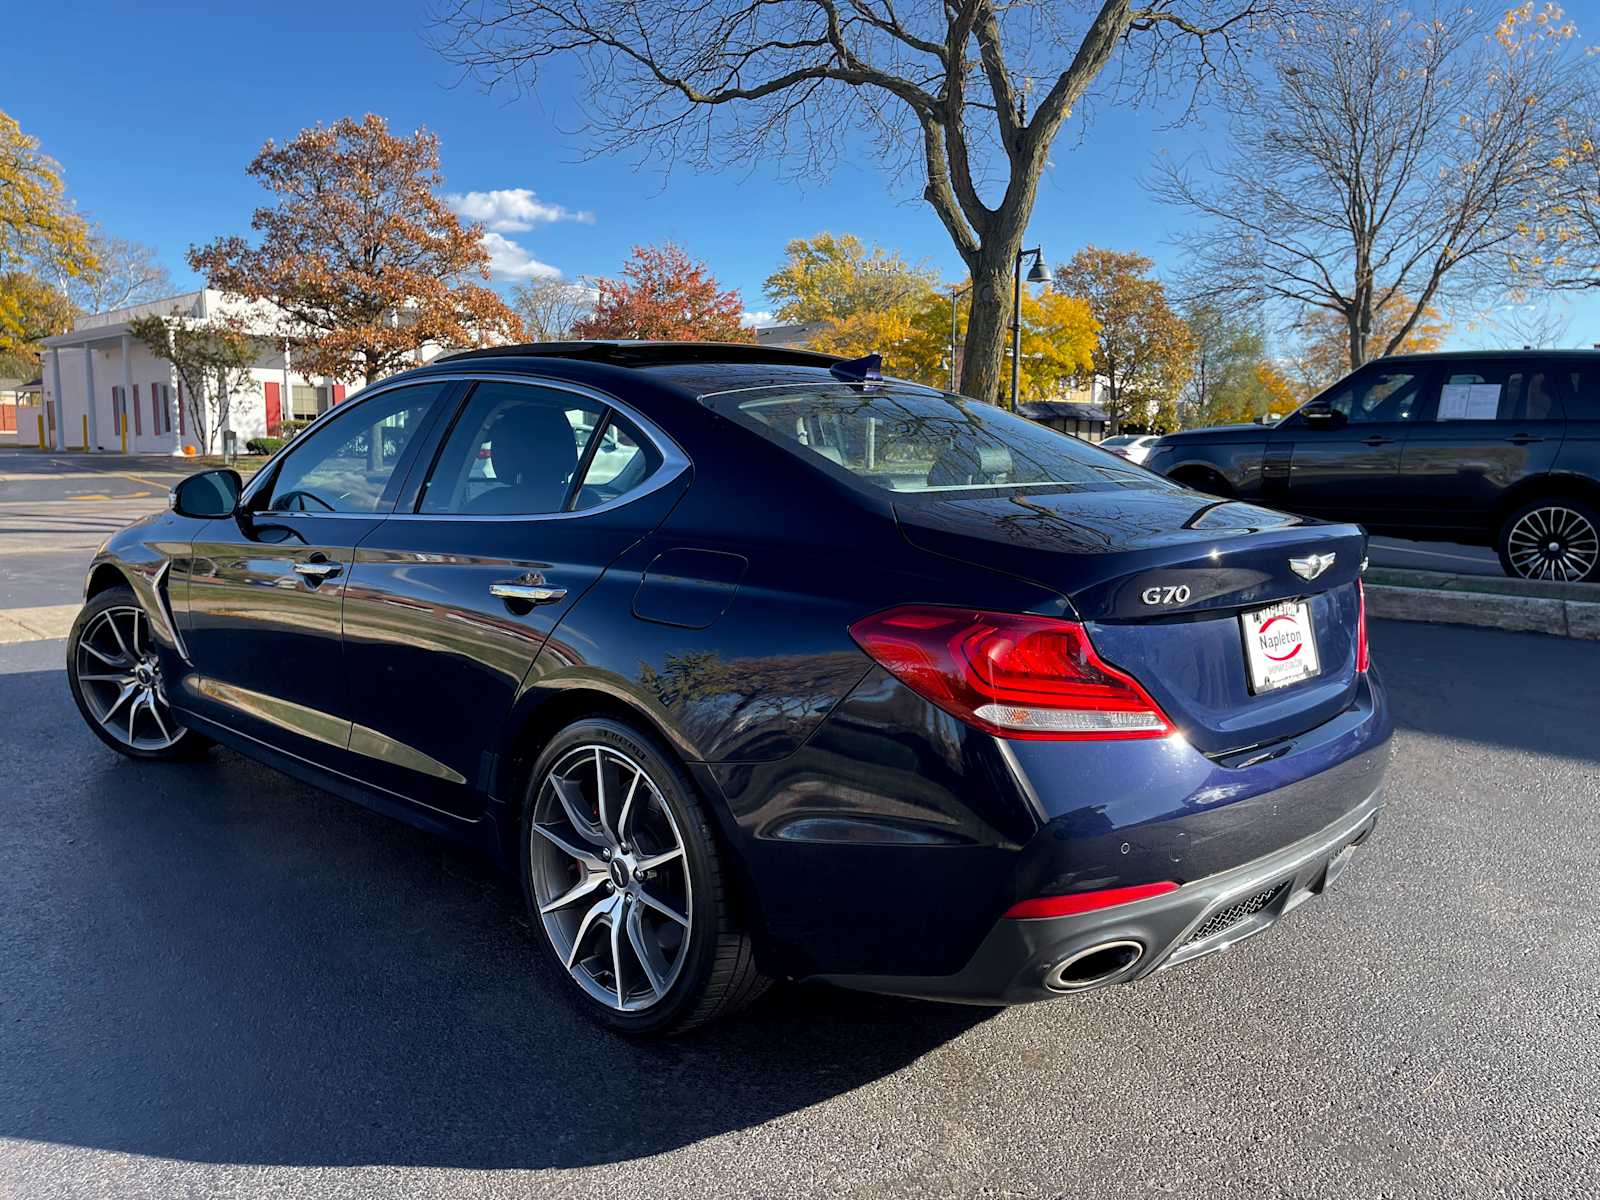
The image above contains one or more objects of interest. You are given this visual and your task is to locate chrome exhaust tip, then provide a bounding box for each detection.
[1045,939,1145,992]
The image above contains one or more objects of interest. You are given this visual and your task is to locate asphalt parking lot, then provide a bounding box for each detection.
[4,622,1599,1198]
[3,450,1598,1198]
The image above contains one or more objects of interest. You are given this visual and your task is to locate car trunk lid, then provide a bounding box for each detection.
[893,487,1367,756]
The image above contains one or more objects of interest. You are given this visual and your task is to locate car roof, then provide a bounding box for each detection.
[429,340,942,400]
[1371,348,1600,365]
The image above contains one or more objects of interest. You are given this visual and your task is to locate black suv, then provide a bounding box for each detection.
[1142,350,1600,582]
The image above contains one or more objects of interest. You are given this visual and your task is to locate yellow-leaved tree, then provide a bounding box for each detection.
[0,109,96,367]
[1055,247,1192,433]
[891,285,1097,399]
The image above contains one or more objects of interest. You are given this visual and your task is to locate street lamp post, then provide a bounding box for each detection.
[948,282,972,392]
[1011,246,1049,412]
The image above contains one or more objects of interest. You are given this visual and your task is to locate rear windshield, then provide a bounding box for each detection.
[705,386,1161,495]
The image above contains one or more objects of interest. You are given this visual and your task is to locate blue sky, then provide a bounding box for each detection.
[9,0,1592,344]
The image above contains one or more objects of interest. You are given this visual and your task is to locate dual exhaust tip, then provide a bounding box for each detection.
[1045,939,1145,992]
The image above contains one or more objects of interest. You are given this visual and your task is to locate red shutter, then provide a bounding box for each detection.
[151,386,160,435]
[264,382,282,436]
[133,384,142,435]
[176,381,185,437]
[332,384,346,405]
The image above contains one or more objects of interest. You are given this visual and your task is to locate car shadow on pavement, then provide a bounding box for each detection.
[0,665,994,1170]
[1371,619,1600,764]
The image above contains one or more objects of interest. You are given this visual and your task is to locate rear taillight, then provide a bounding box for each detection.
[1355,579,1370,673]
[848,605,1175,740]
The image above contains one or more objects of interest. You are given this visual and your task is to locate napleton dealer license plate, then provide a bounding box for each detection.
[1240,599,1321,693]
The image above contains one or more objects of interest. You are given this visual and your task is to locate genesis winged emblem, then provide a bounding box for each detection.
[1290,552,1336,581]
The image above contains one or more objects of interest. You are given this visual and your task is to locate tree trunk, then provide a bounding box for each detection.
[959,242,1021,406]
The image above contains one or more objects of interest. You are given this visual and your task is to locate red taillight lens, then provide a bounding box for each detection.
[1004,880,1180,919]
[1355,579,1370,673]
[848,605,1175,740]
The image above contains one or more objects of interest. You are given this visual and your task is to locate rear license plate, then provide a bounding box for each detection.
[1241,599,1321,693]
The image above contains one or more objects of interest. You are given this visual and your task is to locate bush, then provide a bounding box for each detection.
[280,418,313,436]
[246,437,284,455]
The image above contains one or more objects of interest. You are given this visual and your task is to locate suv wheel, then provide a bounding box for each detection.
[66,586,208,760]
[520,717,768,1035]
[1497,498,1600,583]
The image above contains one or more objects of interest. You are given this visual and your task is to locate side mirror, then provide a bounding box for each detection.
[170,469,242,519]
[1299,400,1345,429]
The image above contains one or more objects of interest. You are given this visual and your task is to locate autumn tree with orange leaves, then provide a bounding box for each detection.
[573,244,750,342]
[191,114,522,385]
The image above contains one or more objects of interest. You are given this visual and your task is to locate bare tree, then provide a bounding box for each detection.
[511,278,596,339]
[435,0,1290,403]
[55,229,174,315]
[1484,302,1574,350]
[1154,0,1584,373]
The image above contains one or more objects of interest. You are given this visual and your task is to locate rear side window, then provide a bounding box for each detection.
[418,381,664,516]
[704,386,1157,494]
[1435,363,1575,422]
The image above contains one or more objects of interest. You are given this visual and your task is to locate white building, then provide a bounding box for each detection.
[30,290,412,455]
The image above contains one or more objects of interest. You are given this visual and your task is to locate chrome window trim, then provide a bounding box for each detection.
[242,371,690,523]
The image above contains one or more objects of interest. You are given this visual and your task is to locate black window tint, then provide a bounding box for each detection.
[419,382,606,516]
[708,387,1157,494]
[1325,368,1430,424]
[266,383,444,513]
[1571,368,1600,420]
[1518,369,1578,421]
[570,415,661,512]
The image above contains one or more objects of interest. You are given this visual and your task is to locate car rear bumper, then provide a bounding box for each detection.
[817,783,1382,1004]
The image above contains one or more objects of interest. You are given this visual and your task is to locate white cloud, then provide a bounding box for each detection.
[445,188,594,232]
[481,232,561,280]
[741,310,776,328]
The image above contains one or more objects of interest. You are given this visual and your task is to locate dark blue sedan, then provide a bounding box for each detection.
[67,342,1390,1034]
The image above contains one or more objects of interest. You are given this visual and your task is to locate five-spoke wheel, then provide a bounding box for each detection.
[1498,499,1600,583]
[521,719,768,1034]
[67,587,202,759]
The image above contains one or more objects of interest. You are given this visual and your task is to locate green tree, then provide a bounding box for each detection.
[1180,303,1269,428]
[130,309,259,454]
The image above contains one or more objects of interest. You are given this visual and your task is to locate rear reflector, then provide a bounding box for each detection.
[1355,579,1371,673]
[849,605,1175,741]
[1005,881,1180,920]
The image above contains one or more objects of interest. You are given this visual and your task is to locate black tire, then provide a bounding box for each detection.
[1172,468,1233,498]
[519,716,768,1035]
[1495,497,1600,583]
[66,586,210,761]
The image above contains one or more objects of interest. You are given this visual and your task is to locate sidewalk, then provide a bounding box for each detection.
[1366,567,1600,640]
[0,604,78,644]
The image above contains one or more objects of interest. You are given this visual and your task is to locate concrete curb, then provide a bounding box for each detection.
[1366,583,1600,641]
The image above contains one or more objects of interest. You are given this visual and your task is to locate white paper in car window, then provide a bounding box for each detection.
[1438,382,1501,420]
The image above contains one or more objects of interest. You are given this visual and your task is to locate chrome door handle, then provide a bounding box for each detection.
[293,560,343,579]
[489,580,567,605]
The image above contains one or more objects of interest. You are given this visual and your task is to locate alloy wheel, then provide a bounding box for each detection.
[73,606,186,752]
[1505,506,1600,582]
[528,744,693,1012]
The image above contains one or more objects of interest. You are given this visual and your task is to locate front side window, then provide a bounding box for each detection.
[265,383,444,513]
[1321,368,1431,424]
[704,386,1158,495]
